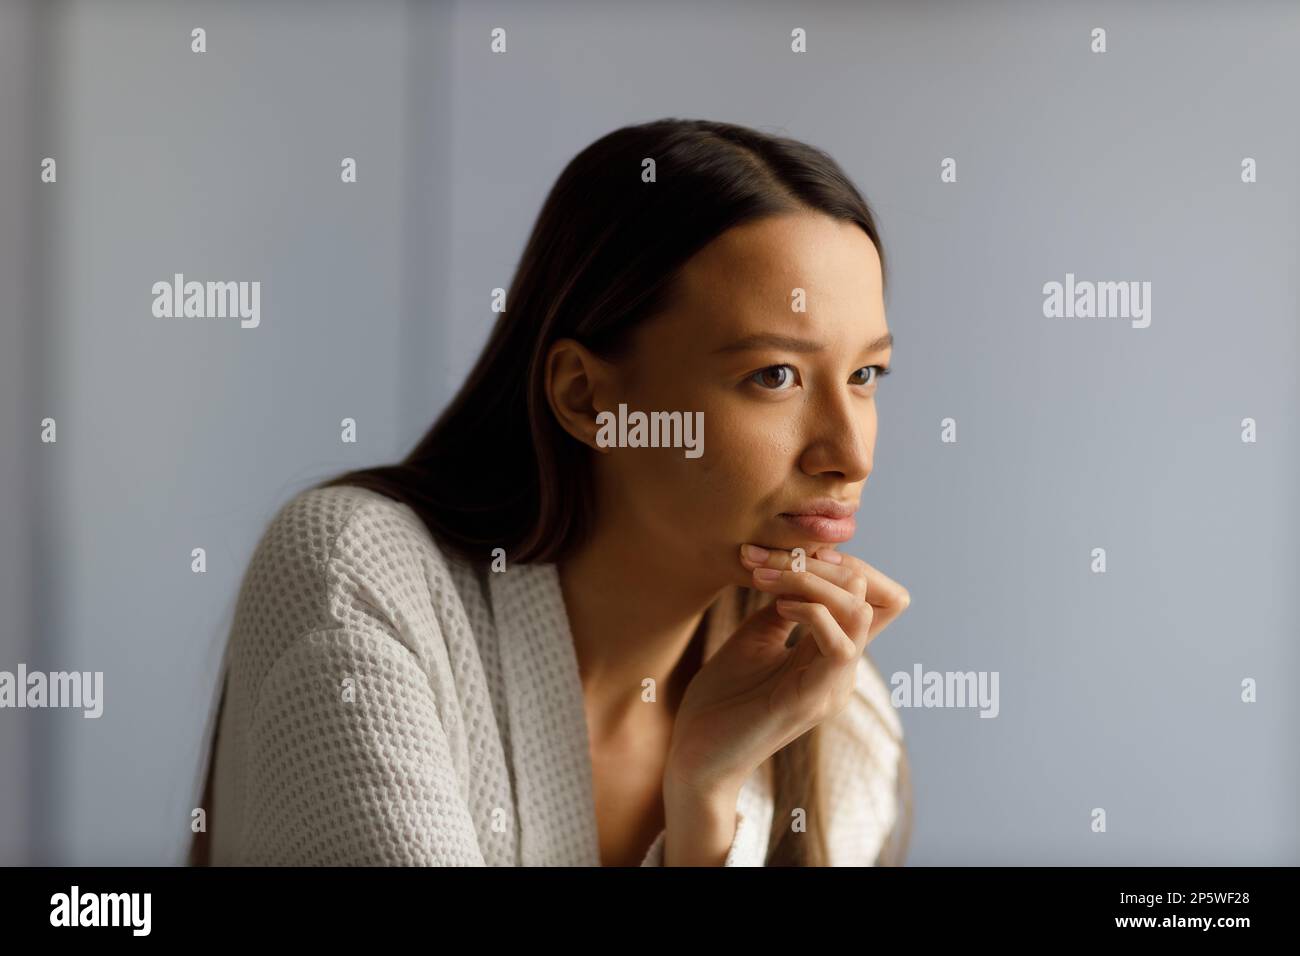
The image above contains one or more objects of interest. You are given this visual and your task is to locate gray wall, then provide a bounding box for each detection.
[0,0,42,866]
[1,0,1295,865]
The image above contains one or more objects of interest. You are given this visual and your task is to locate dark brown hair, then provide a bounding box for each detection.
[192,117,911,866]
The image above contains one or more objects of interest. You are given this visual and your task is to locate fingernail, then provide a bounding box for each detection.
[741,544,771,563]
[753,567,781,581]
[818,549,843,565]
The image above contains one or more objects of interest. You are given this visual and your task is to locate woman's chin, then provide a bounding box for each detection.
[755,537,838,559]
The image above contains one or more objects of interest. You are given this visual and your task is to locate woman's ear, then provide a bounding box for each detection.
[544,338,616,453]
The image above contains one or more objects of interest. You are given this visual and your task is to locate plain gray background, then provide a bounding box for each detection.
[1,0,1295,865]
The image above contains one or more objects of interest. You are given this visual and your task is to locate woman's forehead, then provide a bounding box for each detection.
[673,215,881,316]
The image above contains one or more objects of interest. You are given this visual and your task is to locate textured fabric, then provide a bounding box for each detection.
[207,484,904,866]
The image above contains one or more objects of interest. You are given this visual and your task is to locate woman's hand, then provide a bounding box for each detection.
[665,544,911,797]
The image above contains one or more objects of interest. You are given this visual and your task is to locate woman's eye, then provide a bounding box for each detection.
[748,364,890,391]
[850,365,891,386]
[749,365,798,390]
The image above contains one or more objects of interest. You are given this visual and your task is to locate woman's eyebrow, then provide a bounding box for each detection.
[712,331,894,355]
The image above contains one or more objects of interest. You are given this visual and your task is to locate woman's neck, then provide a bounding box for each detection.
[556,525,724,737]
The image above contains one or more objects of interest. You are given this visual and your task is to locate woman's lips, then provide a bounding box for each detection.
[778,513,857,542]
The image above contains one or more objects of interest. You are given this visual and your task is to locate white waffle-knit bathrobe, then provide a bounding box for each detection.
[206,485,905,866]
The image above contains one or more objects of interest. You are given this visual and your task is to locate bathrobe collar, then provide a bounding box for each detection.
[488,560,772,866]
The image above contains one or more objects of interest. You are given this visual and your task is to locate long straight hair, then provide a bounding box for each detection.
[192,118,911,866]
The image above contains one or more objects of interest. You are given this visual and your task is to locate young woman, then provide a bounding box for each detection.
[190,117,913,867]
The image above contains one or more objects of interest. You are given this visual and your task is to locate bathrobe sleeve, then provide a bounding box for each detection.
[236,623,488,866]
[820,654,908,866]
[637,807,769,867]
[642,655,906,867]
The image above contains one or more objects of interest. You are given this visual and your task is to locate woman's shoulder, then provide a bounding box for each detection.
[819,651,908,865]
[259,482,470,576]
[823,650,904,755]
[249,483,451,593]
[850,650,904,741]
[230,483,474,665]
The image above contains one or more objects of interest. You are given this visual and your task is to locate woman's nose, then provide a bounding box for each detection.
[799,399,873,481]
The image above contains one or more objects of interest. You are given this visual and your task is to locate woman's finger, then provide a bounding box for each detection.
[773,599,856,665]
[740,543,868,603]
[771,601,861,721]
[749,564,874,653]
[814,548,911,639]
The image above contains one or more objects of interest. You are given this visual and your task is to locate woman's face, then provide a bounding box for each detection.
[590,210,892,590]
